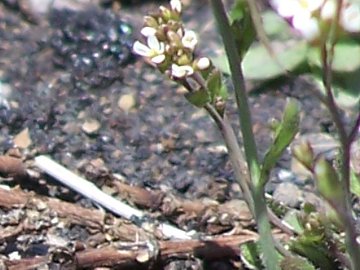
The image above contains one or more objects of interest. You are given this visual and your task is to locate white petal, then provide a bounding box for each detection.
[271,0,299,17]
[133,41,151,56]
[147,35,165,53]
[341,3,360,33]
[293,13,320,41]
[181,30,198,50]
[141,27,157,37]
[299,0,324,12]
[170,0,182,13]
[321,0,336,21]
[171,64,194,78]
[151,54,166,64]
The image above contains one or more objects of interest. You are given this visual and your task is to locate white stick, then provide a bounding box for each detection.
[34,155,193,240]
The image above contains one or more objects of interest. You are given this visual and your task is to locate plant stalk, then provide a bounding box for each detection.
[209,1,280,269]
[320,4,360,265]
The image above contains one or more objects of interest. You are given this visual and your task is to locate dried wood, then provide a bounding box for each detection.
[3,233,259,269]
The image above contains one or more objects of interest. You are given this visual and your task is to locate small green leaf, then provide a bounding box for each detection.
[262,11,293,40]
[314,156,343,204]
[260,98,300,185]
[184,89,209,107]
[280,256,316,270]
[283,210,304,234]
[206,70,222,103]
[242,41,308,80]
[240,241,264,269]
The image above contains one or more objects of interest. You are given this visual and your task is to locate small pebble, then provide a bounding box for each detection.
[118,94,136,112]
[13,128,32,149]
[81,119,100,135]
[273,182,302,208]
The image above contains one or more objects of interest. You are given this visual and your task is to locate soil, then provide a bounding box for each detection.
[0,1,355,269]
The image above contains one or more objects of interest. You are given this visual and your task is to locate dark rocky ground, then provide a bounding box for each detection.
[0,0,355,269]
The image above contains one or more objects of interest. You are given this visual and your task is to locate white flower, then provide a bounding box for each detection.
[321,0,337,21]
[271,0,324,18]
[293,11,321,41]
[196,57,211,70]
[181,30,198,51]
[170,0,182,13]
[133,35,166,64]
[271,0,323,41]
[141,27,157,37]
[341,3,360,33]
[171,64,194,78]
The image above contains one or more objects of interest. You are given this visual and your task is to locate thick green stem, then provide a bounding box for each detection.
[209,1,280,269]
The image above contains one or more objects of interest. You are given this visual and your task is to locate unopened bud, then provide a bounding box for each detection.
[292,141,314,170]
[144,16,158,28]
[314,156,343,204]
[195,57,211,70]
[167,30,181,47]
[159,6,172,21]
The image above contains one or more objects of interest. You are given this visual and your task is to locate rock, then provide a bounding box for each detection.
[118,94,136,112]
[81,119,100,135]
[273,182,302,208]
[13,128,32,149]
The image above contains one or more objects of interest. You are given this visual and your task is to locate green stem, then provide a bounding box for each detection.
[320,4,360,266]
[209,1,280,269]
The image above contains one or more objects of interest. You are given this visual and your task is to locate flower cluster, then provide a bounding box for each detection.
[270,0,360,42]
[132,0,211,79]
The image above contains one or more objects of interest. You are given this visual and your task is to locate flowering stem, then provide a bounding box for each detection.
[210,0,280,269]
[320,4,360,266]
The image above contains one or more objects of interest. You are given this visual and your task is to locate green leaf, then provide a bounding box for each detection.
[260,98,300,185]
[229,0,256,58]
[307,40,360,72]
[283,210,304,234]
[206,70,222,103]
[262,11,293,40]
[240,241,264,269]
[310,71,360,109]
[314,156,343,204]
[242,41,308,80]
[184,89,209,107]
[280,256,316,270]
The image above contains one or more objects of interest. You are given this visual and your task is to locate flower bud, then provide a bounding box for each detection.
[144,16,158,28]
[159,6,172,21]
[167,30,182,47]
[292,141,314,170]
[314,156,343,204]
[195,57,211,70]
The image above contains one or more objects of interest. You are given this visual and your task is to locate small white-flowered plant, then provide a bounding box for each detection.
[133,35,166,64]
[271,0,360,42]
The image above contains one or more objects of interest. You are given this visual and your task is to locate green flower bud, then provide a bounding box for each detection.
[144,16,158,28]
[314,156,343,204]
[292,141,314,170]
[177,54,191,66]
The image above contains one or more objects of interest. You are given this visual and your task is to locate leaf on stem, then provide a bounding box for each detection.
[184,88,210,107]
[260,98,300,186]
